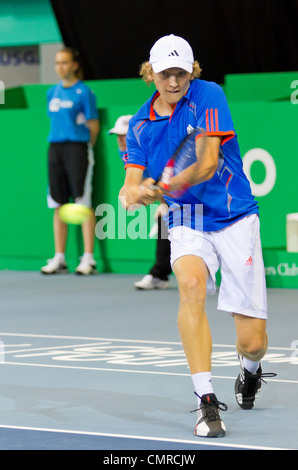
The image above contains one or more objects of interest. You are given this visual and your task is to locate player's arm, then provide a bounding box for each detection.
[119,167,144,210]
[86,119,100,146]
[119,168,163,210]
[120,120,164,207]
[169,136,221,192]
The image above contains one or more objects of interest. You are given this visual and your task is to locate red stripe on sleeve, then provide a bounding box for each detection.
[206,109,209,132]
[210,108,214,131]
[215,108,219,131]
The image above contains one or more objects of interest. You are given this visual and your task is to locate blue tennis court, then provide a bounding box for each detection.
[0,271,296,451]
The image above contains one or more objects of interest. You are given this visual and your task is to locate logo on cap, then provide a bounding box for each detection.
[168,50,179,57]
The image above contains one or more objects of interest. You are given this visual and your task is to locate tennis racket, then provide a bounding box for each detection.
[151,127,206,198]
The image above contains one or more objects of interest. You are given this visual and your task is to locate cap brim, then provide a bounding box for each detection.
[151,58,193,73]
[109,127,127,135]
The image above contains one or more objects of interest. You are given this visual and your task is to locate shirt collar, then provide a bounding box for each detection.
[149,92,160,121]
[149,81,194,120]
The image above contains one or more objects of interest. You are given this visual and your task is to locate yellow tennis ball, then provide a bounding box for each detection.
[59,203,92,225]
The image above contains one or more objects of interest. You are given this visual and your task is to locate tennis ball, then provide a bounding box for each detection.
[59,203,92,225]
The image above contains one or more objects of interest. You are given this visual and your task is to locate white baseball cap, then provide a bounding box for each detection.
[108,115,133,135]
[149,34,194,73]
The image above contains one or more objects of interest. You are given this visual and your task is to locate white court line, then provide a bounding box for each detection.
[0,332,297,384]
[2,341,112,356]
[0,331,297,350]
[0,424,291,450]
[0,332,184,344]
[1,361,297,384]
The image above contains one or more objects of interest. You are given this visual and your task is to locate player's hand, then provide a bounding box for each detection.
[119,184,142,211]
[138,178,164,205]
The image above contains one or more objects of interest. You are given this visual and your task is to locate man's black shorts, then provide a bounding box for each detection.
[48,141,93,207]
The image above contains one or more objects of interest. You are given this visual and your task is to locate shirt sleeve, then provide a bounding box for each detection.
[82,89,99,120]
[197,83,235,145]
[46,87,53,116]
[124,120,148,171]
[119,149,128,165]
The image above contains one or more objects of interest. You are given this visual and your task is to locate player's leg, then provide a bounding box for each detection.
[173,254,226,437]
[64,142,96,274]
[234,314,267,364]
[213,214,275,409]
[234,315,272,409]
[80,208,97,271]
[81,211,96,253]
[41,143,68,274]
[78,144,96,274]
[41,209,68,274]
[170,226,226,437]
[173,254,212,373]
[53,207,68,254]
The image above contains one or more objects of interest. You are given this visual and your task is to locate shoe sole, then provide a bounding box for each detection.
[75,269,97,275]
[134,285,169,290]
[195,430,226,438]
[194,416,226,438]
[41,269,68,275]
[134,286,152,290]
[194,423,226,438]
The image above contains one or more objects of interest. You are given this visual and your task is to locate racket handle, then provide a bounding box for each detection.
[148,159,174,192]
[149,183,160,190]
[159,181,171,191]
[160,159,174,190]
[149,181,171,191]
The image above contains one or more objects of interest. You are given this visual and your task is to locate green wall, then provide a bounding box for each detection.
[0,78,156,274]
[1,73,298,287]
[230,100,297,248]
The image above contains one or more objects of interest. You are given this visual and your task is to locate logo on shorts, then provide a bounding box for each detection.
[245,256,253,265]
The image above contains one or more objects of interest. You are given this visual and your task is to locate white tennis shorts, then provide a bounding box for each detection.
[169,214,267,319]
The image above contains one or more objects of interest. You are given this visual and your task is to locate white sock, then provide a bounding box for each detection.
[55,252,65,261]
[243,357,260,374]
[191,372,214,405]
[82,252,94,260]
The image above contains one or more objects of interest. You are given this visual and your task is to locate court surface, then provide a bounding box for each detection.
[0,270,297,451]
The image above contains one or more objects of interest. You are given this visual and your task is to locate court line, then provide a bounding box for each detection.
[1,361,297,384]
[0,424,291,450]
[0,331,296,350]
[3,341,114,356]
[0,332,297,383]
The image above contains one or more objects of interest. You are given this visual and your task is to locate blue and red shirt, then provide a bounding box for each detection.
[47,80,98,143]
[125,79,258,231]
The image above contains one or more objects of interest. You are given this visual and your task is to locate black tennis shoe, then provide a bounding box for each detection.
[192,393,227,438]
[235,356,276,410]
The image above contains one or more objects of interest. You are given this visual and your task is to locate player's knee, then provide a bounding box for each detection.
[237,333,268,362]
[178,274,206,303]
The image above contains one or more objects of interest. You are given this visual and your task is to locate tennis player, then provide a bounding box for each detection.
[42,47,99,275]
[119,35,274,437]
